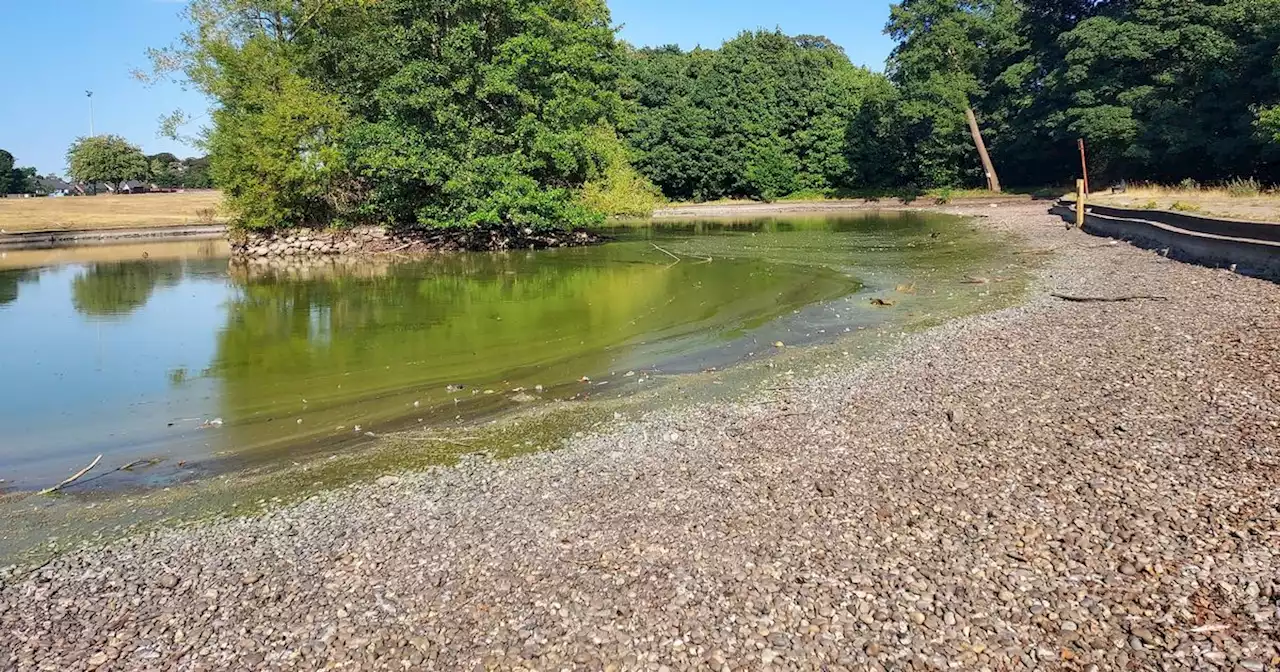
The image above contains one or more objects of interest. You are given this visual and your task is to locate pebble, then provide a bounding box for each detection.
[3,204,1278,672]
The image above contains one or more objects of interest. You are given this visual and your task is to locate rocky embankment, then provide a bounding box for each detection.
[3,204,1278,671]
[230,225,602,257]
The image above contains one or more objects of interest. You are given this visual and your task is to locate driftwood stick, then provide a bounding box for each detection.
[118,458,161,472]
[1051,293,1169,303]
[651,243,682,262]
[38,454,102,495]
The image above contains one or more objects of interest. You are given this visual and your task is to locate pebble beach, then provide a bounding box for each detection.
[3,203,1278,671]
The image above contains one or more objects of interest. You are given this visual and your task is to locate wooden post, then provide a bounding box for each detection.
[1078,139,1090,195]
[1075,179,1086,229]
[965,106,1002,193]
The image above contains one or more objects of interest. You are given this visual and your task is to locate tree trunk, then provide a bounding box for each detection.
[965,106,1001,193]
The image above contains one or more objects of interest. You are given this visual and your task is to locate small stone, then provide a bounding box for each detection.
[999,590,1015,602]
[1129,636,1145,651]
[911,611,925,625]
[88,652,108,667]
[376,475,401,487]
[157,573,178,589]
[1239,660,1265,672]
[1119,563,1138,576]
[865,642,883,656]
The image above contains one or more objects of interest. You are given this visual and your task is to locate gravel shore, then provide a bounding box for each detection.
[3,204,1278,671]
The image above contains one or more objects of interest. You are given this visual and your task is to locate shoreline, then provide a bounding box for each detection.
[3,204,1279,670]
[0,198,1029,253]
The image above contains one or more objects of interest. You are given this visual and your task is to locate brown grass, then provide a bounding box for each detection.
[1086,190,1280,223]
[0,191,226,233]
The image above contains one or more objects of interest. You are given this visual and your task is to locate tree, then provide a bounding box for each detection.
[0,150,12,196]
[180,157,214,189]
[8,167,36,194]
[147,153,182,188]
[622,31,885,201]
[66,135,149,191]
[145,0,656,229]
[884,0,1022,191]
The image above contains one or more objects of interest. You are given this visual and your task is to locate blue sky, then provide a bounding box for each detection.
[0,1,896,176]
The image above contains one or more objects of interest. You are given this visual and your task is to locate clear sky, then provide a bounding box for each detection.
[0,1,896,176]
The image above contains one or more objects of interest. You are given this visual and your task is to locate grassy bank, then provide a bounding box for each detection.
[0,191,224,233]
[1083,183,1280,223]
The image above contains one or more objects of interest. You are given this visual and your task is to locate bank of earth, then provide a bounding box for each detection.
[2,203,1277,671]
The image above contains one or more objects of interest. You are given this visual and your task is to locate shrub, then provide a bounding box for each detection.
[1225,177,1262,197]
[1171,201,1201,212]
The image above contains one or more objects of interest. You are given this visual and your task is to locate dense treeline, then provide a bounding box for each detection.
[622,33,885,201]
[623,0,1280,200]
[155,0,1280,228]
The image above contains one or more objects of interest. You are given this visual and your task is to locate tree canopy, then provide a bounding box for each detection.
[0,150,12,196]
[66,135,149,190]
[150,0,1280,225]
[621,32,886,201]
[149,0,659,229]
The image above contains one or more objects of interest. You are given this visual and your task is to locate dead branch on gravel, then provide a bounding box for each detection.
[1051,293,1169,303]
[38,454,102,495]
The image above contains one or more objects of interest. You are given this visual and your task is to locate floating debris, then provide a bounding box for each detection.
[199,417,224,429]
[870,298,896,307]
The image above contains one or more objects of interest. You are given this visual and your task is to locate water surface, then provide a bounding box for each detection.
[0,213,1018,491]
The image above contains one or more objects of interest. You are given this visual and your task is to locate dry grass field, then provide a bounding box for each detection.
[1080,182,1280,223]
[0,191,225,233]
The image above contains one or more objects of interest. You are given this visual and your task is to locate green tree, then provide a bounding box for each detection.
[1262,106,1280,145]
[8,167,36,194]
[622,31,884,201]
[0,150,12,196]
[883,0,1022,190]
[147,0,655,229]
[66,135,149,191]
[147,152,182,188]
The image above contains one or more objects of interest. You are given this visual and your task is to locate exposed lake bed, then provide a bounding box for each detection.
[3,203,1277,670]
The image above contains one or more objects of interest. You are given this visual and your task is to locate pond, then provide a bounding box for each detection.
[0,212,1025,494]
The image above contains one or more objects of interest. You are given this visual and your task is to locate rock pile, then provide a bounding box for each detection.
[230,225,602,258]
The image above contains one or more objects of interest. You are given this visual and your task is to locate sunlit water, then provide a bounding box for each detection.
[0,213,1020,492]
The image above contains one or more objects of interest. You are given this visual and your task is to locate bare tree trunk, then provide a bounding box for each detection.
[965,106,1001,193]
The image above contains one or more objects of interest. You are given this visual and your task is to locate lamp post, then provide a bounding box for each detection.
[86,91,95,136]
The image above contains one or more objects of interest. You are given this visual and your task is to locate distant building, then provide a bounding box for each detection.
[32,176,74,196]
